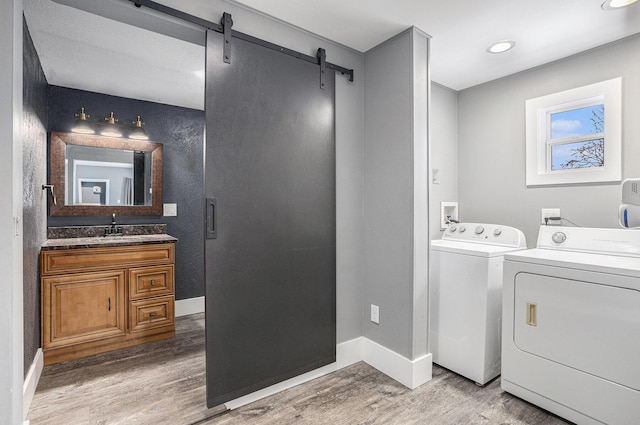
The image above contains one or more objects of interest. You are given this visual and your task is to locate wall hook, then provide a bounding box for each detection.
[42,184,57,206]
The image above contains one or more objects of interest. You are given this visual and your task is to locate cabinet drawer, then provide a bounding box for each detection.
[129,265,174,299]
[41,243,175,275]
[130,296,174,333]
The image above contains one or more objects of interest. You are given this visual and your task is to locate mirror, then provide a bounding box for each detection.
[49,132,163,216]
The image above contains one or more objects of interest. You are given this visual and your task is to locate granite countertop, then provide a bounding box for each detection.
[42,234,178,250]
[42,224,177,250]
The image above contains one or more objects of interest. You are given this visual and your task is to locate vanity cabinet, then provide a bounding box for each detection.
[41,241,175,365]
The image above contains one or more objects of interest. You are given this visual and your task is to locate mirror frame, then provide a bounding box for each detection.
[49,131,163,216]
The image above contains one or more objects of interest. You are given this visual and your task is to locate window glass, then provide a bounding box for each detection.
[550,139,604,170]
[550,104,604,139]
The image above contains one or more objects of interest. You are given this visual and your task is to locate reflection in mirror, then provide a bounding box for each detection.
[65,145,152,206]
[49,132,163,216]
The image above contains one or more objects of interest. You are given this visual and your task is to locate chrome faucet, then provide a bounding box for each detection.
[105,213,123,236]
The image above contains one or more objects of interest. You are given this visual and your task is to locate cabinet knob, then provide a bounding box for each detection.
[149,312,158,318]
[151,279,156,287]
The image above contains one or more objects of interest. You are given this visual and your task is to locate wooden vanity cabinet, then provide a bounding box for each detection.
[41,242,175,365]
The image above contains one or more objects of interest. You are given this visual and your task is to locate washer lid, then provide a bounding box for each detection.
[431,240,527,257]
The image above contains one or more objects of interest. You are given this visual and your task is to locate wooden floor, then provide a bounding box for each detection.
[28,313,571,425]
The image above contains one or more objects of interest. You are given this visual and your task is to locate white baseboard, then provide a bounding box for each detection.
[225,336,432,409]
[175,296,205,317]
[361,338,432,389]
[172,299,431,390]
[23,348,43,421]
[225,337,363,410]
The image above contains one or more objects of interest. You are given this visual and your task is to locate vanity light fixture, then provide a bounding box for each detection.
[128,116,149,140]
[71,107,95,134]
[601,0,638,9]
[70,108,151,139]
[487,40,516,54]
[101,112,123,137]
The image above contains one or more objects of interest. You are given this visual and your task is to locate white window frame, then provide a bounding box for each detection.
[525,78,622,186]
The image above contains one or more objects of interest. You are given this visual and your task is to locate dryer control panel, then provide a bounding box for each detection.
[537,225,640,257]
[443,223,526,248]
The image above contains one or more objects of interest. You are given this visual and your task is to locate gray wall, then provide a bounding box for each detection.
[23,18,48,378]
[363,28,430,359]
[457,34,640,246]
[429,83,458,240]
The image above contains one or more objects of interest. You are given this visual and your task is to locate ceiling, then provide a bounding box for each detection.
[24,0,640,110]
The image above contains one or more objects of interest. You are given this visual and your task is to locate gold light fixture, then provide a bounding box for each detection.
[128,116,149,140]
[70,108,151,139]
[101,112,122,137]
[71,107,95,134]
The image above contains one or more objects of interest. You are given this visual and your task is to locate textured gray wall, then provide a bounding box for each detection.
[47,86,205,300]
[23,19,48,377]
[458,34,640,246]
[363,29,430,359]
[429,83,458,241]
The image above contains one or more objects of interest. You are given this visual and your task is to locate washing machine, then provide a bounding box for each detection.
[430,223,526,385]
[502,226,640,425]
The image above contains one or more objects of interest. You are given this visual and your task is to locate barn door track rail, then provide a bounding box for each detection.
[130,0,355,87]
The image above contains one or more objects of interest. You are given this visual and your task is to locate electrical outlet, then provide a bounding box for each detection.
[541,208,560,224]
[370,304,380,324]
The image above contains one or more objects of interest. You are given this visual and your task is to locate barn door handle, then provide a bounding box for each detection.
[206,198,217,239]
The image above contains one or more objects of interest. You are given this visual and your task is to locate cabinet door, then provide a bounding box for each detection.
[42,270,126,349]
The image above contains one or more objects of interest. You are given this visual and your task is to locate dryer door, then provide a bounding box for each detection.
[513,272,640,390]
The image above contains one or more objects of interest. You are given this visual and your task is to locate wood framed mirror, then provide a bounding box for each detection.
[49,131,163,216]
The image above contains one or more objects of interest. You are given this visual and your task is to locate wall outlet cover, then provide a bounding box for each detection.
[163,203,178,217]
[541,208,560,224]
[370,304,380,324]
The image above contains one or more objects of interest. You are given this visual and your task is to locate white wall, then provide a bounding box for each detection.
[0,1,24,423]
[458,34,640,246]
[363,28,430,360]
[429,83,458,240]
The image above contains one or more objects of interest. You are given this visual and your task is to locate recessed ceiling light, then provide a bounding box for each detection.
[487,40,516,54]
[601,0,639,9]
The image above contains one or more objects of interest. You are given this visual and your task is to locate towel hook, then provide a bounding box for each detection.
[42,184,57,206]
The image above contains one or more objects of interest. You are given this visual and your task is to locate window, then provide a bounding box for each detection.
[526,78,621,186]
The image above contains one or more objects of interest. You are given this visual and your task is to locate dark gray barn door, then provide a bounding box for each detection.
[204,29,336,407]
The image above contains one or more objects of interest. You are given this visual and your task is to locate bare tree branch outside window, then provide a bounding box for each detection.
[560,106,604,169]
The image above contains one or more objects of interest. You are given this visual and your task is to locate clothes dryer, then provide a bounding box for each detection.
[502,226,640,425]
[430,223,526,385]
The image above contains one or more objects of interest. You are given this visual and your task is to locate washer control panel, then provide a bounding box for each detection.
[443,223,526,248]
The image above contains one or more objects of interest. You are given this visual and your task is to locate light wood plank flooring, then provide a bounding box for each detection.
[28,313,571,425]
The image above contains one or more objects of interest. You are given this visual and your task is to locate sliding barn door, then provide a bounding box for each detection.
[204,29,336,407]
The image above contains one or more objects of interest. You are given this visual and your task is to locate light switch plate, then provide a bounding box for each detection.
[163,203,177,217]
